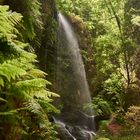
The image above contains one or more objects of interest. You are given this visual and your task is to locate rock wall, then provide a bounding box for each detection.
[38,0,58,84]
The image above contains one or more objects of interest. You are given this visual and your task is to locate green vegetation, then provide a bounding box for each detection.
[0,1,59,140]
[57,0,140,139]
[0,0,140,139]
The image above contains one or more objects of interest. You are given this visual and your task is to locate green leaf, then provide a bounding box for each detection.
[0,63,26,81]
[0,78,4,87]
[0,97,7,102]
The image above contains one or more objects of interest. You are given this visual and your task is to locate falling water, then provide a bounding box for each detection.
[53,116,96,140]
[56,13,96,139]
[57,13,91,106]
[53,117,77,140]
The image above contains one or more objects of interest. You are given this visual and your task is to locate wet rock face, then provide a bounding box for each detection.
[54,110,96,140]
[58,109,96,131]
[71,126,94,140]
[57,123,95,140]
[57,125,76,140]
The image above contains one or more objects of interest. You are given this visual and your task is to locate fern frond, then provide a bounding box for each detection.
[10,126,28,137]
[37,99,60,114]
[0,107,26,116]
[0,6,22,41]
[45,91,60,98]
[15,78,51,89]
[8,40,37,63]
[7,57,35,72]
[28,69,47,78]
[24,0,42,28]
[8,12,22,27]
[11,78,51,98]
[34,89,60,100]
[0,4,59,139]
[0,110,17,116]
[0,5,9,12]
[0,63,26,82]
[0,97,7,102]
[25,99,43,114]
[0,78,4,87]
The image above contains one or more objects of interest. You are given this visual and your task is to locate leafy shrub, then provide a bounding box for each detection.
[85,95,112,116]
[124,106,140,135]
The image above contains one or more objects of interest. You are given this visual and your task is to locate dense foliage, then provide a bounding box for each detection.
[0,1,59,140]
[0,0,140,139]
[57,0,140,139]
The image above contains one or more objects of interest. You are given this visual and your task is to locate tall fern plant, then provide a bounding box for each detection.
[0,5,59,140]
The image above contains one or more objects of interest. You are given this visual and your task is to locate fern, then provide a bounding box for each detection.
[0,78,4,87]
[37,99,60,113]
[0,97,7,102]
[0,107,26,116]
[85,95,112,116]
[0,63,26,82]
[34,89,59,100]
[0,5,22,40]
[28,69,47,78]
[19,0,43,39]
[0,5,59,139]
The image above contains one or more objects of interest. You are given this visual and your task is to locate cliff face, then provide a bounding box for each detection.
[38,0,58,83]
[34,0,58,81]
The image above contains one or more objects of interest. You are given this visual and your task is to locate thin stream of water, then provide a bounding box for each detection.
[56,13,96,139]
[58,13,91,105]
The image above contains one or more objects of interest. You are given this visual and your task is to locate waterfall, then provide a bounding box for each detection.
[57,13,91,107]
[53,116,96,140]
[55,13,96,140]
